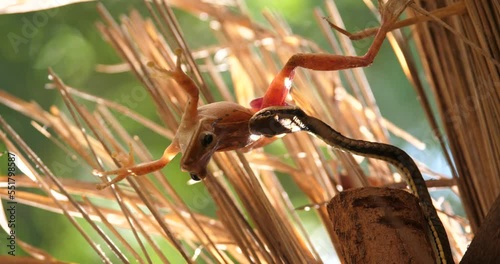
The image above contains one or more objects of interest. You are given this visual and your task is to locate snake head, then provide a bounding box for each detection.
[249,106,307,137]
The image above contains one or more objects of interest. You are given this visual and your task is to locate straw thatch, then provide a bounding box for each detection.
[409,0,499,232]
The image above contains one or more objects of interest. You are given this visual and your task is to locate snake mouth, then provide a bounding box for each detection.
[249,111,288,136]
[249,107,306,136]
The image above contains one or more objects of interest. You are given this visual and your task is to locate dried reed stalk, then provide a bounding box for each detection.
[409,0,499,232]
[0,0,481,263]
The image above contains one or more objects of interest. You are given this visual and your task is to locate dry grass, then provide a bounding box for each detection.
[409,0,500,232]
[1,0,496,263]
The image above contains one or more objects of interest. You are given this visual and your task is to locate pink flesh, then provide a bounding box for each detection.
[251,68,295,110]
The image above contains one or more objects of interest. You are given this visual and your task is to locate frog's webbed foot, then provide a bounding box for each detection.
[147,49,181,79]
[94,143,136,190]
[94,143,180,190]
[324,0,409,41]
[377,0,411,25]
[148,49,200,100]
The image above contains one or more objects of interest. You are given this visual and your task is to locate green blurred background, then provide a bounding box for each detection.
[0,0,457,262]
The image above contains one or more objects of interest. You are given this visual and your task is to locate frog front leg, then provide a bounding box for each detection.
[251,0,410,110]
[94,50,200,189]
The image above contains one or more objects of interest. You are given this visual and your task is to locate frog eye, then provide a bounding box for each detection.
[200,132,214,147]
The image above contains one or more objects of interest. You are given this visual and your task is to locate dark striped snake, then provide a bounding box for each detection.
[249,106,453,263]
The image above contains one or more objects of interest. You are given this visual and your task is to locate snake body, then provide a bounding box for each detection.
[249,106,453,263]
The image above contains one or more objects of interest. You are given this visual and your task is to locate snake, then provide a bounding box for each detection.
[248,106,453,263]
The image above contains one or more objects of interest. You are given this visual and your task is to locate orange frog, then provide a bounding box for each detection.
[94,0,409,189]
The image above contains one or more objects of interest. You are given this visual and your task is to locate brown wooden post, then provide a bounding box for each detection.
[327,187,437,263]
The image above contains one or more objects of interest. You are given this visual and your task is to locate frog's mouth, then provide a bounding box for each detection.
[188,170,205,181]
[181,166,207,181]
[180,142,216,181]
